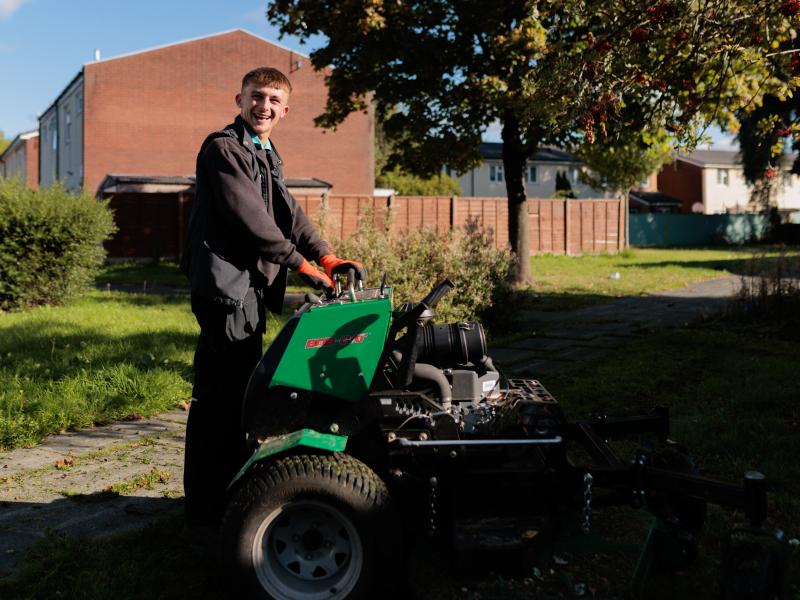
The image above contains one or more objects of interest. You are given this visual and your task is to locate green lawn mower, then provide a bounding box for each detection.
[221,278,788,599]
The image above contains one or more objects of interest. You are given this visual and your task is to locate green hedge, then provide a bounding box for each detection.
[0,180,116,310]
[332,209,512,324]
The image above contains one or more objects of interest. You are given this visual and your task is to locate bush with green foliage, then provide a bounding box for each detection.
[376,168,461,196]
[0,180,116,310]
[333,209,512,323]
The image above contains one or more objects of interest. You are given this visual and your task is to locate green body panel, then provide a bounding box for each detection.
[269,290,393,402]
[229,429,348,488]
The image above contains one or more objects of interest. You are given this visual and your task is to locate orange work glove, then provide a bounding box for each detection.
[295,259,334,293]
[318,254,367,283]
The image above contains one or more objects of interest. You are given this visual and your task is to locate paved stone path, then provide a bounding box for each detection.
[0,275,740,577]
[493,276,740,376]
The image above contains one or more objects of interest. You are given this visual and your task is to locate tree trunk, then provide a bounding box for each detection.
[502,112,533,285]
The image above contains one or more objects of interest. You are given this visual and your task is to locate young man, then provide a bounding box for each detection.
[180,67,365,532]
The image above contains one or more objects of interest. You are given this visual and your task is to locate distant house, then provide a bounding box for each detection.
[657,149,800,214]
[35,29,374,258]
[38,29,374,197]
[0,130,39,189]
[447,143,612,198]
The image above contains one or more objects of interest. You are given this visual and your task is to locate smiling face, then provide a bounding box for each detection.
[236,82,290,144]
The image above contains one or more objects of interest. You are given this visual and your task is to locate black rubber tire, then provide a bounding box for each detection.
[221,452,396,600]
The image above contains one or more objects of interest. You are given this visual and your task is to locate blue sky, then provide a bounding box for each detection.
[0,0,736,148]
[0,0,324,138]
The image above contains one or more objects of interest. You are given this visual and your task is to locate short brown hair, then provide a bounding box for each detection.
[241,67,292,94]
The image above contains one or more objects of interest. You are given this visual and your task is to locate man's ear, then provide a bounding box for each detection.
[235,93,242,109]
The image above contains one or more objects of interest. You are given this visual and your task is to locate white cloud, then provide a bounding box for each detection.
[0,0,31,20]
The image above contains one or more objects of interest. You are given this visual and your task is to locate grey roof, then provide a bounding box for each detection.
[98,174,332,194]
[682,150,741,166]
[0,130,38,162]
[479,142,578,163]
[681,149,799,169]
[285,177,332,189]
[102,174,196,186]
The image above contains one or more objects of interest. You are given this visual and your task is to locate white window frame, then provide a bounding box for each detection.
[717,168,730,186]
[489,164,504,183]
[526,166,537,183]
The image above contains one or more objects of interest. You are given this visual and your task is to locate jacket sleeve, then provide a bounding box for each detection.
[203,139,304,270]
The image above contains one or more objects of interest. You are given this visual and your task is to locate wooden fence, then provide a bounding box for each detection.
[295,195,625,255]
[105,192,625,258]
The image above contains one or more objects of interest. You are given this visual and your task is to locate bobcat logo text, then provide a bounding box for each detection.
[304,333,369,349]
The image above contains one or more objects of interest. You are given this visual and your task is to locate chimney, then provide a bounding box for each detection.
[94,48,101,61]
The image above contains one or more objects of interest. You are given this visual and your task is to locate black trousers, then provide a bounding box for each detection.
[184,295,264,528]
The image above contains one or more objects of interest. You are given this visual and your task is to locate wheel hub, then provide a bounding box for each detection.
[252,500,363,600]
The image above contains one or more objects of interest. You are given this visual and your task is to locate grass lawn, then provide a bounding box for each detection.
[96,247,798,306]
[1,314,797,599]
[96,261,187,288]
[0,291,285,450]
[97,260,309,292]
[524,246,799,310]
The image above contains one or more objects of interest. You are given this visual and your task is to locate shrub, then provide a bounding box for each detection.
[332,208,512,323]
[0,180,116,310]
[730,249,800,326]
[376,168,462,196]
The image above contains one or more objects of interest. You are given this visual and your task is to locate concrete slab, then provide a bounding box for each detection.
[0,410,187,478]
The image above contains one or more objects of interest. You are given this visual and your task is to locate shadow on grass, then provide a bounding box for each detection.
[0,319,196,381]
[0,319,196,448]
[89,291,191,307]
[0,503,224,600]
[624,252,800,277]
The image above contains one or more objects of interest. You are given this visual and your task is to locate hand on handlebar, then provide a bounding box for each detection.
[295,259,334,296]
[318,254,367,285]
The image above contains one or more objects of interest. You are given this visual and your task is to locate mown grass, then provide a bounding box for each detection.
[542,317,800,599]
[2,315,797,599]
[0,291,285,450]
[97,259,309,292]
[97,248,797,307]
[524,246,799,310]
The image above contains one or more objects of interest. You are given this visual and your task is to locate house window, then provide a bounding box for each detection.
[717,168,730,186]
[65,111,71,146]
[526,166,537,183]
[51,124,57,152]
[570,167,579,183]
[77,94,83,116]
[489,164,504,182]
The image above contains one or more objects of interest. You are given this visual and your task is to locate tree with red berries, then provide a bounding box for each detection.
[268,0,795,284]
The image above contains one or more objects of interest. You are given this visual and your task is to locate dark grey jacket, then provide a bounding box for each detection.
[181,116,329,316]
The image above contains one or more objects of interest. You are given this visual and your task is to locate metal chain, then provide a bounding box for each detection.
[428,476,438,535]
[581,472,594,534]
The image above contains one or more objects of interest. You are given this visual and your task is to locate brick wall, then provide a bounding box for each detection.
[83,30,373,196]
[657,160,703,213]
[26,136,39,190]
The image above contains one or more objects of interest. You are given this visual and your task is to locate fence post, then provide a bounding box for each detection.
[450,195,457,231]
[564,199,570,255]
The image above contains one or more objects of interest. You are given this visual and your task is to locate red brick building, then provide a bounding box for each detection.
[39,29,374,196]
[0,130,39,190]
